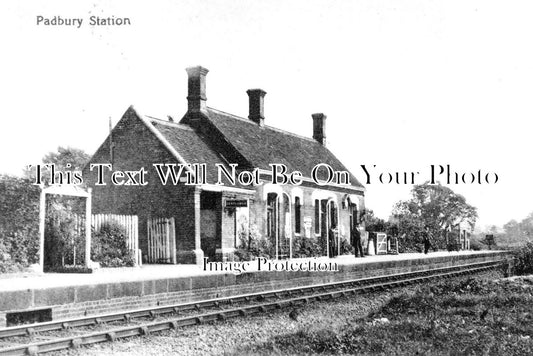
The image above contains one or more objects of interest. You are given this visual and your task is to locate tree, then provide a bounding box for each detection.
[24,146,90,185]
[392,182,478,251]
[498,213,533,247]
[363,209,389,232]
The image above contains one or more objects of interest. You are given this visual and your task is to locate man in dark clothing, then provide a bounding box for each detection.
[351,225,364,257]
[423,228,432,254]
[328,225,337,258]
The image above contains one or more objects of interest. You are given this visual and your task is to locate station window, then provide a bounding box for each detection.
[314,199,320,234]
[266,193,278,239]
[295,197,301,234]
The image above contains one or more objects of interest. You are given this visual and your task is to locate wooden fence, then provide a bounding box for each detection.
[72,213,140,265]
[91,214,140,265]
[147,217,176,264]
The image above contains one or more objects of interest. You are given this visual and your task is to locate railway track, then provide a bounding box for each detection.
[0,260,505,355]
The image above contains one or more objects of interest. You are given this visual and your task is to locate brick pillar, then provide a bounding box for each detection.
[176,188,204,265]
[216,192,237,261]
[192,188,204,265]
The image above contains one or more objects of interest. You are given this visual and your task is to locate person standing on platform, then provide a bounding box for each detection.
[423,227,432,254]
[328,224,338,258]
[351,224,364,257]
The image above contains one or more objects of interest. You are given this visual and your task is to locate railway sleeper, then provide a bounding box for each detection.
[140,326,150,336]
[106,332,117,342]
[0,262,496,355]
[71,338,82,349]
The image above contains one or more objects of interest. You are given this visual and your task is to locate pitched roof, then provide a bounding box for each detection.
[147,118,226,185]
[133,106,363,191]
[204,108,364,189]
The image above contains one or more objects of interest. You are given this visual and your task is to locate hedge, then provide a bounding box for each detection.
[0,175,40,272]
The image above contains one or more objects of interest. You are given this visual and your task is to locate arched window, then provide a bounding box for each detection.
[266,193,278,240]
[295,197,301,234]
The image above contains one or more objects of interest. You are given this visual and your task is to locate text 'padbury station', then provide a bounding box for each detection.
[29,163,498,187]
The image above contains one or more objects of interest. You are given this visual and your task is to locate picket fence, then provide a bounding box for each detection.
[73,213,140,265]
[147,217,176,264]
[91,214,139,253]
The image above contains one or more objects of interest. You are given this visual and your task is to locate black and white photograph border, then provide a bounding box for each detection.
[0,1,532,355]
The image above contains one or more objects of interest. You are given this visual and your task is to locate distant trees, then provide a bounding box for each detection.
[503,214,533,241]
[391,183,477,251]
[363,209,390,233]
[494,213,533,247]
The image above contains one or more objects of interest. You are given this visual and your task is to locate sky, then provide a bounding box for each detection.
[1,0,532,230]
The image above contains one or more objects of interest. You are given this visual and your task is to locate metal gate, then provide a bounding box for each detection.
[147,217,176,264]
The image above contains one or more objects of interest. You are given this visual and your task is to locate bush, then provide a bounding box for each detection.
[446,242,461,252]
[0,175,40,271]
[293,236,322,258]
[339,237,353,255]
[91,222,135,267]
[234,248,254,262]
[469,237,487,251]
[0,240,25,273]
[234,224,274,260]
[514,241,533,275]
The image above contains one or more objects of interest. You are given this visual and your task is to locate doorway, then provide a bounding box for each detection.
[200,191,220,261]
[266,192,292,259]
[321,199,338,258]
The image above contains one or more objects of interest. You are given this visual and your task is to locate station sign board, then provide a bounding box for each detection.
[225,199,248,208]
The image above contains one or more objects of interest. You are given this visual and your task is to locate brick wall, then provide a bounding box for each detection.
[250,183,364,252]
[83,108,198,264]
[83,107,365,263]
[0,252,511,327]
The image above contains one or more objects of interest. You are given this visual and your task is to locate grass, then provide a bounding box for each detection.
[234,274,533,355]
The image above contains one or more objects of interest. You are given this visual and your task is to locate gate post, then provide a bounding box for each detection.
[38,187,46,273]
[85,188,92,267]
[193,188,204,265]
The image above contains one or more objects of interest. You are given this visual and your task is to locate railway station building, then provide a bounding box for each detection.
[83,66,365,264]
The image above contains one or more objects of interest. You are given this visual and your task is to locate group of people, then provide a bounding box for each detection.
[331,224,433,258]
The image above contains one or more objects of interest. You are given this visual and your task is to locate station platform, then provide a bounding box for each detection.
[0,251,512,327]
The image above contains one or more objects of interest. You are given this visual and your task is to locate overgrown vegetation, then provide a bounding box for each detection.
[0,147,91,273]
[0,175,40,272]
[235,274,533,355]
[91,222,135,267]
[292,235,322,258]
[44,196,86,269]
[514,241,533,275]
[235,224,274,261]
[392,182,477,251]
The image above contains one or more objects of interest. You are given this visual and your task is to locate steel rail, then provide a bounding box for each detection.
[0,262,501,355]
[0,260,505,355]
[0,260,503,340]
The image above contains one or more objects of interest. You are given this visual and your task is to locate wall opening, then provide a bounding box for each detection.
[6,308,52,327]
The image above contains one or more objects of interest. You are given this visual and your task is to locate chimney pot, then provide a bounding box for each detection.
[247,89,266,126]
[186,66,209,113]
[312,113,327,146]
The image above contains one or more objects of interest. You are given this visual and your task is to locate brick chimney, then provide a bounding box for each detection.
[186,66,209,113]
[312,113,327,146]
[246,89,266,126]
